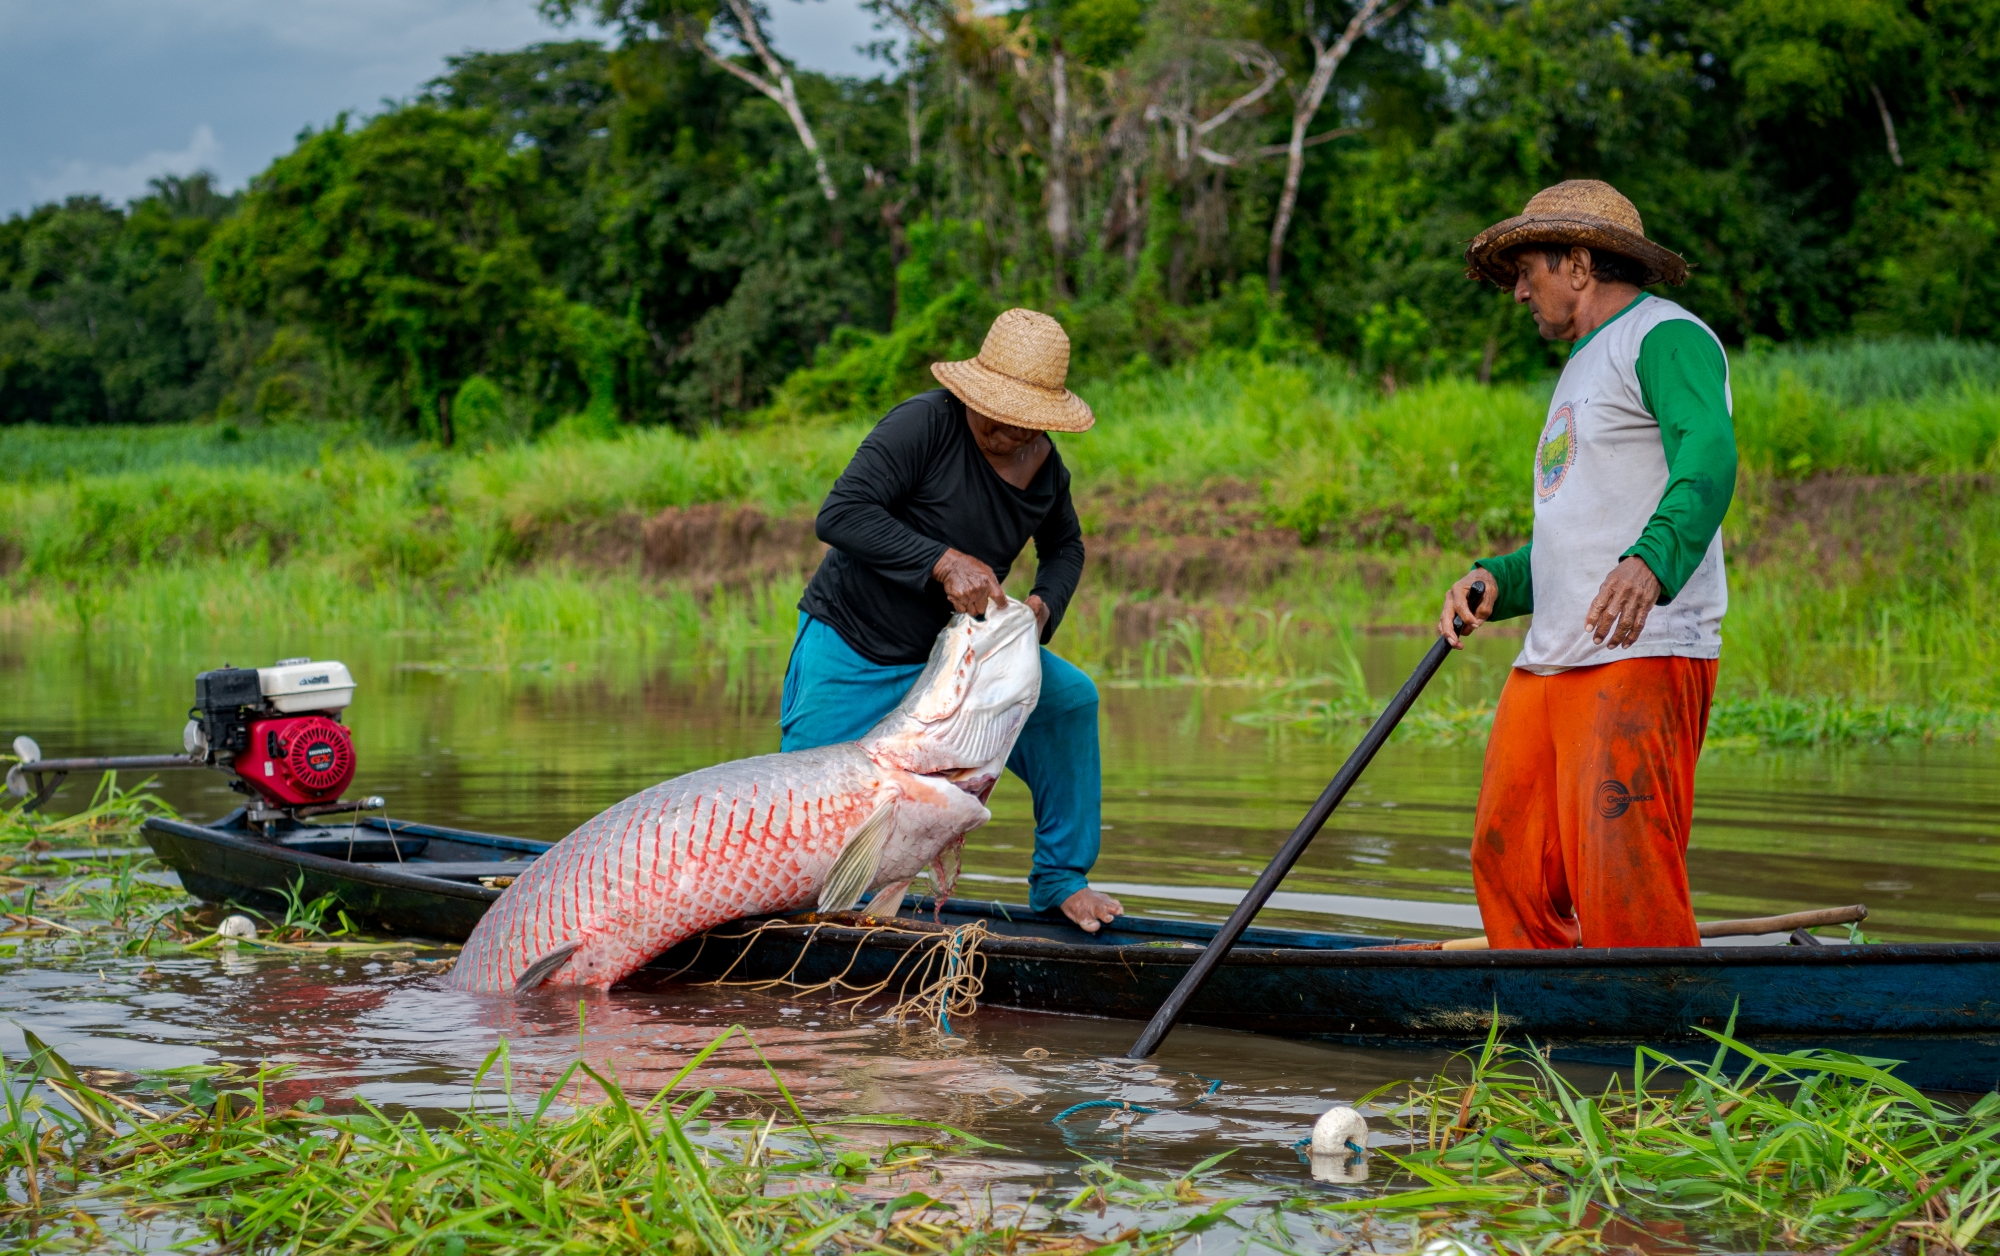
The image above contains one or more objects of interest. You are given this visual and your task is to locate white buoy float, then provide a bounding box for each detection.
[1308,1104,1369,1183]
[218,915,259,943]
[1310,1104,1367,1155]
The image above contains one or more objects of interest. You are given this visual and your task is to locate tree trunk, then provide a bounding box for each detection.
[687,0,840,201]
[1047,50,1072,298]
[1869,82,1903,168]
[1267,0,1391,294]
[774,68,839,202]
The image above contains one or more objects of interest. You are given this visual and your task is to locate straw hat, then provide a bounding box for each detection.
[1465,179,1688,287]
[931,309,1095,433]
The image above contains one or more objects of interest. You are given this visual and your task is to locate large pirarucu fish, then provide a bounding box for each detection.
[446,600,1042,993]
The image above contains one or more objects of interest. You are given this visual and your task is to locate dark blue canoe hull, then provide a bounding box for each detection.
[144,814,2000,1091]
[655,908,2000,1091]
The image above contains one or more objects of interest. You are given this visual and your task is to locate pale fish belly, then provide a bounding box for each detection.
[445,745,884,993]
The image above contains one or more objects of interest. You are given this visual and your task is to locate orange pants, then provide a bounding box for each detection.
[1471,656,1716,949]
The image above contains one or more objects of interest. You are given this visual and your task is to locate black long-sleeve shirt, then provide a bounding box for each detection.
[799,389,1086,666]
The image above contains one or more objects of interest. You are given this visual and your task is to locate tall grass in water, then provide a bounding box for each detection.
[0,1028,1230,1254]
[6,343,1999,725]
[7,1013,1994,1254]
[3,562,803,666]
[0,771,174,851]
[1356,1025,2000,1254]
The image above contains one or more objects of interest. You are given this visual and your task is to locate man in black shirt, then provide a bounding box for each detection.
[782,309,1123,933]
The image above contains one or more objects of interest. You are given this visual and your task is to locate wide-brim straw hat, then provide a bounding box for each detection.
[1465,179,1688,287]
[931,308,1095,433]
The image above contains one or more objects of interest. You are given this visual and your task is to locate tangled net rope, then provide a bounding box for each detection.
[886,918,985,1035]
[673,915,991,1034]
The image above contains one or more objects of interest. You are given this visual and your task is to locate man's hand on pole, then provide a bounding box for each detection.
[934,548,1007,615]
[1585,556,1663,648]
[1439,567,1498,649]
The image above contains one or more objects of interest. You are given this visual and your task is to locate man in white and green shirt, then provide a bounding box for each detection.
[1439,179,1737,949]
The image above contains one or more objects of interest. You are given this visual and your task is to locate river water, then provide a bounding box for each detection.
[4,625,1998,1218]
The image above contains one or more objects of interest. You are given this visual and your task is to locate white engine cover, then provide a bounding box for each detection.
[257,659,355,713]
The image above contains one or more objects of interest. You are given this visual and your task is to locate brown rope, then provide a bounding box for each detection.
[694,916,992,1030]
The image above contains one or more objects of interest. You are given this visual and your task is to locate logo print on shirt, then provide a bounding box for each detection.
[1536,404,1577,499]
[1596,779,1656,819]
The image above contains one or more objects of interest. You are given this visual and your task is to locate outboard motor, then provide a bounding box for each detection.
[7,657,377,829]
[185,659,361,819]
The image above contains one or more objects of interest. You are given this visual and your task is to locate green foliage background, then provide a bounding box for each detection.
[4,0,1998,434]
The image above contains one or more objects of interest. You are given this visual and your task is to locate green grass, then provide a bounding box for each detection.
[0,1021,1234,1254]
[1357,1024,2000,1254]
[1734,336,2000,407]
[5,786,1997,1253]
[0,775,432,960]
[7,343,1996,582]
[4,341,1999,727]
[0,770,173,853]
[8,994,1995,1254]
[0,420,378,484]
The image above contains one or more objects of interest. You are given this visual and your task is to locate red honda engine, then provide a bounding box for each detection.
[186,658,360,813]
[230,714,356,805]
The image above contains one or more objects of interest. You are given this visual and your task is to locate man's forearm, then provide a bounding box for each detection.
[1621,427,1735,601]
[1029,537,1084,640]
[1475,543,1535,620]
[815,500,947,591]
[1027,490,1085,640]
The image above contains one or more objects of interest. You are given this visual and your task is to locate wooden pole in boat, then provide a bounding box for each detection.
[1127,582,1484,1059]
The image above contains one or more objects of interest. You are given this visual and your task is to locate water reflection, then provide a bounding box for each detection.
[7,623,1997,1204]
[0,948,1440,1181]
[5,625,1998,941]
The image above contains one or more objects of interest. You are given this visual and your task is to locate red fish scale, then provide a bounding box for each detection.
[447,745,881,992]
[446,603,1041,994]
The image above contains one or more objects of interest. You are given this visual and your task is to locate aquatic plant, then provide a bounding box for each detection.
[0,1027,1235,1254]
[1235,675,2000,750]
[225,872,344,941]
[1342,1024,2000,1255]
[0,771,174,852]
[1231,674,1500,746]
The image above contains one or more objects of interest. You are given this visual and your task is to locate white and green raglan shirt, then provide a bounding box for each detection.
[1478,294,1738,672]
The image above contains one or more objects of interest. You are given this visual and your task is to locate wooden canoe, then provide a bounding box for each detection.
[141,812,2000,1092]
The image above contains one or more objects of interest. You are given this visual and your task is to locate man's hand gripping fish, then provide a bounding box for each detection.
[446,600,1042,993]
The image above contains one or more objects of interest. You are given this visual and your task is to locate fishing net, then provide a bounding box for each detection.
[676,915,991,1034]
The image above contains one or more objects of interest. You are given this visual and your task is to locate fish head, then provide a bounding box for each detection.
[863,599,1042,782]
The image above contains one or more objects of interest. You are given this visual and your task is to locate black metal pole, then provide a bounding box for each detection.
[16,755,201,773]
[1126,582,1484,1060]
[6,754,204,812]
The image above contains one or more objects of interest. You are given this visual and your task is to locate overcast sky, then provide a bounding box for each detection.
[0,0,892,216]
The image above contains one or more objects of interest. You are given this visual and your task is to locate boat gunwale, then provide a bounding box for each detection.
[689,915,2000,971]
[144,817,502,904]
[145,817,2000,972]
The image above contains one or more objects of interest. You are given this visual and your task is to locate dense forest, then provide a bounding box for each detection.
[3,0,1997,438]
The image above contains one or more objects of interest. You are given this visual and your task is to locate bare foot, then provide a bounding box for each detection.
[1060,887,1125,934]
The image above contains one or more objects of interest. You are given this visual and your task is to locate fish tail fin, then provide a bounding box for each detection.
[514,942,580,994]
[817,795,897,913]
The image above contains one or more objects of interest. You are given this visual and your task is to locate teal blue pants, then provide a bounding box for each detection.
[779,613,1101,913]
